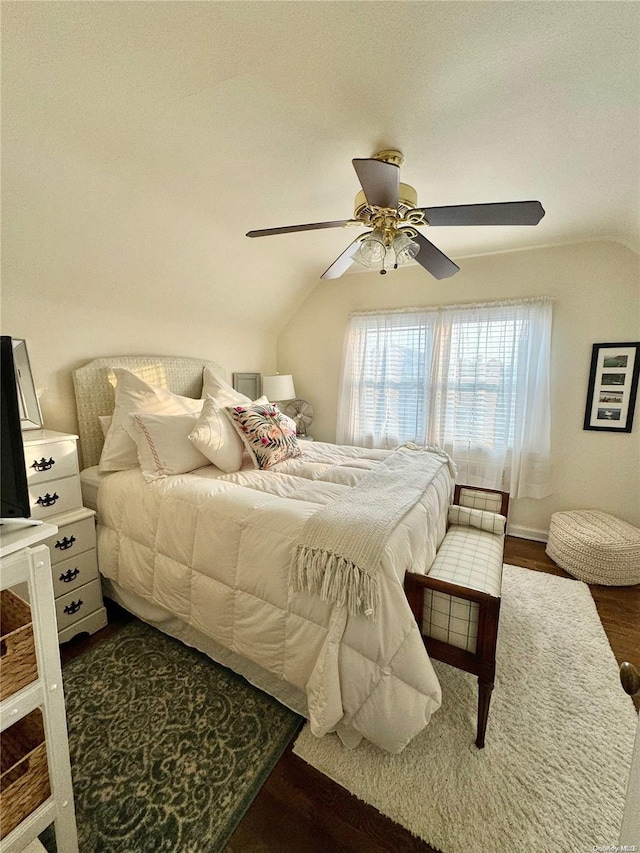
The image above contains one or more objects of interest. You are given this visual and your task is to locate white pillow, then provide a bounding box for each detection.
[124,411,210,482]
[188,396,245,474]
[201,368,252,406]
[99,415,112,437]
[99,364,166,446]
[279,410,298,434]
[189,394,270,473]
[99,368,203,473]
[106,363,167,390]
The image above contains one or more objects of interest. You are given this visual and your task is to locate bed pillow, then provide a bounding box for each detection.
[106,363,167,390]
[124,411,210,482]
[188,394,266,474]
[189,396,243,474]
[201,368,252,406]
[259,390,297,434]
[224,401,302,470]
[99,364,167,450]
[280,411,298,434]
[99,415,112,437]
[99,368,203,473]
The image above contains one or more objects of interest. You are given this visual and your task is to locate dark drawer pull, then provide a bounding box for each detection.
[59,568,80,584]
[55,535,76,551]
[31,457,56,472]
[63,599,83,615]
[36,492,59,508]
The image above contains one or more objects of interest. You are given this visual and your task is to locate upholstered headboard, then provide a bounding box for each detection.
[72,355,226,469]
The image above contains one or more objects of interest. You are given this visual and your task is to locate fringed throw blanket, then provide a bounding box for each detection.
[291,444,456,619]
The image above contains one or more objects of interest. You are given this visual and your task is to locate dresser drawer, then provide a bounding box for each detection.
[52,550,99,598]
[29,477,83,520]
[55,579,103,633]
[42,515,96,565]
[24,439,78,485]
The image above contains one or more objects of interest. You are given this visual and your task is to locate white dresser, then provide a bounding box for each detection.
[22,430,107,643]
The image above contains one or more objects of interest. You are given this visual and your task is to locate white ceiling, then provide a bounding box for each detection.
[3,1,639,322]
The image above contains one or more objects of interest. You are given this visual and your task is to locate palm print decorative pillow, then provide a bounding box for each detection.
[224,402,302,469]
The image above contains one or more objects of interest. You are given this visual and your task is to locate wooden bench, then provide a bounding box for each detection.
[404,485,509,748]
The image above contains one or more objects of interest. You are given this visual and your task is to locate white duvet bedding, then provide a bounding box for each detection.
[95,441,454,752]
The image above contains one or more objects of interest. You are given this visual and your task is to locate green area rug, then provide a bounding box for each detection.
[43,620,302,853]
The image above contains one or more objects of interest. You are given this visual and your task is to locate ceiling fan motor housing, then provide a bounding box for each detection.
[353,183,418,220]
[373,149,404,167]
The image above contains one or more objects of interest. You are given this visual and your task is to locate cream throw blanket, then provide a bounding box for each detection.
[291,444,456,619]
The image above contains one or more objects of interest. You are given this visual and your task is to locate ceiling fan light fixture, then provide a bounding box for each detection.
[392,231,420,267]
[353,229,387,268]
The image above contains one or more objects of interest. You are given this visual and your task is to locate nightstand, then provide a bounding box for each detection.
[22,429,107,643]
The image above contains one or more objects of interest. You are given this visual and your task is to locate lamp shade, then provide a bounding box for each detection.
[262,374,296,401]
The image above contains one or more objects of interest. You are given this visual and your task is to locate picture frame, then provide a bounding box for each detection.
[12,338,43,430]
[232,372,261,400]
[583,342,640,432]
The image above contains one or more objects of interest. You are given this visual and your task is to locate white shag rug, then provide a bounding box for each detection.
[293,564,638,853]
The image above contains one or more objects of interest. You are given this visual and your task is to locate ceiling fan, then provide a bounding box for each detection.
[247,149,545,280]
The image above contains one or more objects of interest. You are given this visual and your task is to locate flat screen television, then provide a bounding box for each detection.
[1,335,32,524]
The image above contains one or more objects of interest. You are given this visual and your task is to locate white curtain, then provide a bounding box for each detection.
[336,299,552,499]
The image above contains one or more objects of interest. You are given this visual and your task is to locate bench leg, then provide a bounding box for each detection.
[476,677,494,748]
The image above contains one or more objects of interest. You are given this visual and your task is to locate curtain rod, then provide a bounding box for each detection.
[351,296,553,317]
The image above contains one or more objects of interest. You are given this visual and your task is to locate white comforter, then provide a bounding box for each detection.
[96,441,453,752]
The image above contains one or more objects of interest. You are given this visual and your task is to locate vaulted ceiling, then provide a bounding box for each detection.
[3,1,638,333]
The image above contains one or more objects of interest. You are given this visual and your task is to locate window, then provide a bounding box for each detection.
[337,299,552,499]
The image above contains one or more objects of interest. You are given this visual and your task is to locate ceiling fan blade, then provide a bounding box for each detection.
[419,200,545,227]
[320,238,361,280]
[352,159,400,209]
[413,232,460,280]
[246,219,350,238]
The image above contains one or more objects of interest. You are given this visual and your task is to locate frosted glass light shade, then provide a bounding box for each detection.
[392,232,420,265]
[262,374,296,401]
[353,229,387,268]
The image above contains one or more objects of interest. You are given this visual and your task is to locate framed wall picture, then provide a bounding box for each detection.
[583,342,640,432]
[232,372,261,400]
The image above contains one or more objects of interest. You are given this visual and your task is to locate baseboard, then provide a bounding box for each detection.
[507,524,549,543]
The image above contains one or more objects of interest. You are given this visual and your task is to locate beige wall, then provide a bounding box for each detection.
[0,284,277,440]
[277,240,640,537]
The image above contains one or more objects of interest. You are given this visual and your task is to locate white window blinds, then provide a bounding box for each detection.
[337,299,552,499]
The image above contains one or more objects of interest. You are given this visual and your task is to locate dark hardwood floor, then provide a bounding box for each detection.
[59,538,640,853]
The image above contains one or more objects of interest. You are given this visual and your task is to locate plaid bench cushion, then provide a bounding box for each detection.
[448,505,506,535]
[457,486,505,513]
[421,525,504,653]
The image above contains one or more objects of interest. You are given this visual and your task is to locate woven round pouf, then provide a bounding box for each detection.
[546,510,640,586]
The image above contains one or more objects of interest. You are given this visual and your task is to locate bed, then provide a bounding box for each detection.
[73,355,455,753]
